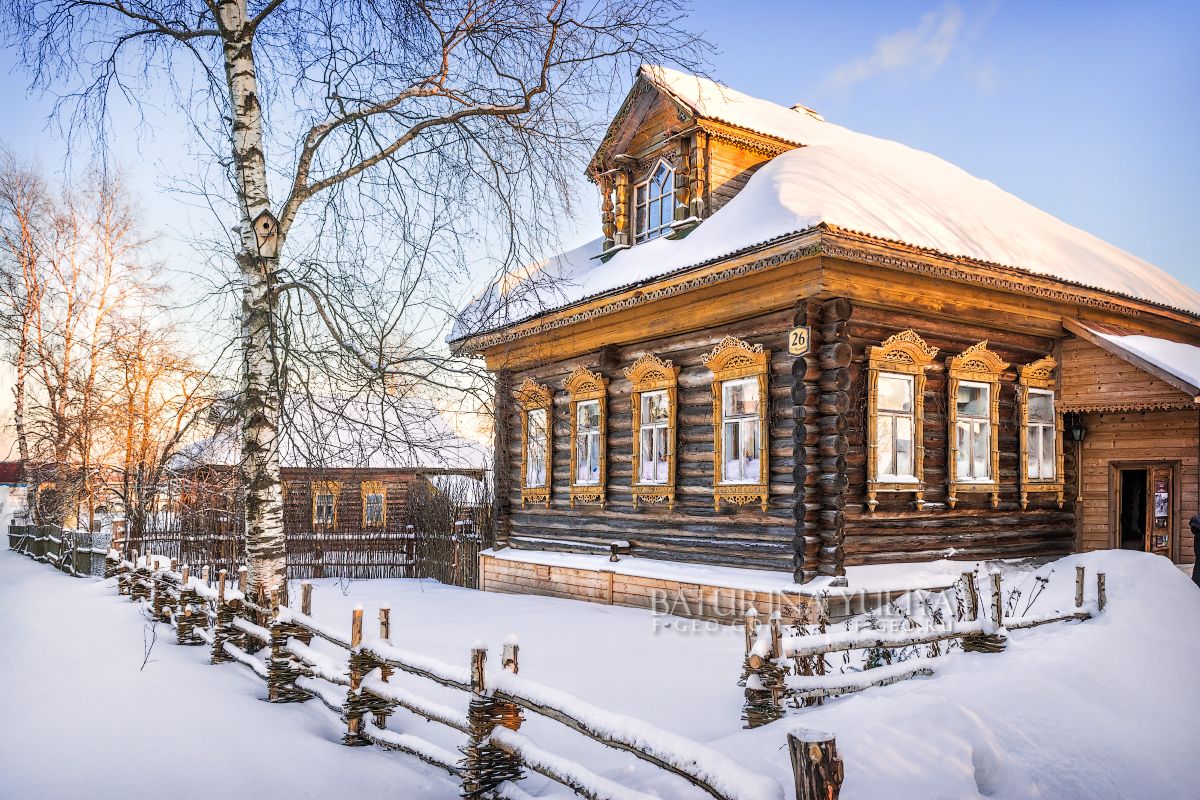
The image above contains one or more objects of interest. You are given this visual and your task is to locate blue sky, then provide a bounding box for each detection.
[1,0,1198,290]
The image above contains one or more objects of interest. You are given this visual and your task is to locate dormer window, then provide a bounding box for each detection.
[634,161,675,243]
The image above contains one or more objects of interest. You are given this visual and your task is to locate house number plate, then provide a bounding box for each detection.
[788,326,811,356]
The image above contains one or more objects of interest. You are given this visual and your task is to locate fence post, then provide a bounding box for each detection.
[343,606,367,746]
[211,568,233,665]
[961,571,978,621]
[1075,565,1085,609]
[990,571,1004,628]
[1097,572,1106,612]
[788,729,844,800]
[461,645,524,798]
[743,606,759,655]
[300,581,313,616]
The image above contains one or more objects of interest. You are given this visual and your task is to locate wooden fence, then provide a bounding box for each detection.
[8,523,110,577]
[741,566,1107,727]
[97,551,797,800]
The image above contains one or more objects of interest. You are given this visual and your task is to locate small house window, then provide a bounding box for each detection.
[955,382,991,482]
[574,399,602,485]
[565,366,609,506]
[634,161,675,243]
[311,481,341,527]
[638,390,671,483]
[515,379,553,508]
[1025,389,1056,481]
[721,378,762,483]
[876,372,916,480]
[525,408,549,488]
[703,336,771,512]
[626,353,680,509]
[361,480,386,527]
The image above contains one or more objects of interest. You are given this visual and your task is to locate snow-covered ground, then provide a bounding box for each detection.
[1,547,1197,799]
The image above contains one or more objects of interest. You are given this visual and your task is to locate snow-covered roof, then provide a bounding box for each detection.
[451,66,1200,343]
[174,398,489,473]
[1072,322,1200,400]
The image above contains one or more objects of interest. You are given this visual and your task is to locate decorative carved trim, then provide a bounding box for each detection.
[311,480,342,528]
[1060,399,1197,413]
[515,380,552,508]
[625,354,681,510]
[946,341,1010,509]
[566,366,609,508]
[703,337,771,512]
[1018,356,1065,510]
[696,121,793,158]
[866,330,938,511]
[361,480,386,528]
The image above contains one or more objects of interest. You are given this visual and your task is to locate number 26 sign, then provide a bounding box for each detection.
[788,325,811,356]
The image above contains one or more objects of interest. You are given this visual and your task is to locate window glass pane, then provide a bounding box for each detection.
[877,416,895,477]
[639,428,657,482]
[723,379,759,418]
[723,421,742,481]
[526,409,546,487]
[1026,425,1040,479]
[741,419,761,481]
[878,374,913,413]
[972,421,990,479]
[577,400,599,432]
[636,184,646,205]
[643,391,669,423]
[957,383,988,418]
[365,494,383,523]
[955,421,970,478]
[1040,425,1056,479]
[654,426,670,478]
[895,415,914,477]
[1028,391,1054,423]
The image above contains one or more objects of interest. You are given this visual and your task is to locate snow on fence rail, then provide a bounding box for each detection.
[95,550,786,800]
[741,565,1108,727]
[8,523,110,577]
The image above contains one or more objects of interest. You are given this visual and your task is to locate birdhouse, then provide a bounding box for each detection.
[251,209,280,258]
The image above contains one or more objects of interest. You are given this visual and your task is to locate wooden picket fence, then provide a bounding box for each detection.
[8,523,110,577]
[103,550,794,800]
[742,566,1107,727]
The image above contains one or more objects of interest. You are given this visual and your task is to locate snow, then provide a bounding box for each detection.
[1089,327,1200,393]
[5,547,1199,799]
[452,67,1200,342]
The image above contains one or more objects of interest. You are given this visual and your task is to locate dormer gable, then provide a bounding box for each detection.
[588,66,801,254]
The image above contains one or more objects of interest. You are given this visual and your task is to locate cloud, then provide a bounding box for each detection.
[825,4,966,89]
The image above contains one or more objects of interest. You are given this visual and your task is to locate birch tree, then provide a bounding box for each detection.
[3,0,703,601]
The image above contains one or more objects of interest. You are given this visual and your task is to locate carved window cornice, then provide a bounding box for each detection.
[625,354,681,510]
[515,379,552,508]
[866,330,938,511]
[703,337,771,512]
[946,341,1009,510]
[565,366,609,507]
[1018,356,1065,509]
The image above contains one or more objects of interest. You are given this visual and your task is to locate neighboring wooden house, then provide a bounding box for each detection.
[450,66,1200,608]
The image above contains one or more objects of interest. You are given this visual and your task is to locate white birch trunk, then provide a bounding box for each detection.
[218,0,286,601]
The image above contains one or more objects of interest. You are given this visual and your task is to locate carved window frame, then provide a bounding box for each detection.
[565,367,609,507]
[625,353,681,510]
[1018,356,1065,509]
[311,480,342,529]
[703,336,771,512]
[866,330,939,511]
[515,379,553,508]
[361,480,386,528]
[946,342,1009,510]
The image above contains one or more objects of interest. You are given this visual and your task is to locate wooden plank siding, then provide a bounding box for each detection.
[501,308,799,571]
[838,305,1077,565]
[707,138,774,214]
[280,467,420,535]
[1060,337,1196,412]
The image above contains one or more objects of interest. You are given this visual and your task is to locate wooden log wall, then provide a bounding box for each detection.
[815,299,852,578]
[500,308,797,571]
[841,305,1077,566]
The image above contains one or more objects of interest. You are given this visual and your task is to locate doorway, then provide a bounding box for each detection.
[1118,469,1147,550]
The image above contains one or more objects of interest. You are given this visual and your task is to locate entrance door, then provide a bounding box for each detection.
[1117,466,1174,555]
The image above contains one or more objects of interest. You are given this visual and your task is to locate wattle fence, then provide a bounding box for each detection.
[7,524,110,577]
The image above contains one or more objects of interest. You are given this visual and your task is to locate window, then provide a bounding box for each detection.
[362,480,386,527]
[703,336,771,512]
[875,373,916,480]
[574,399,602,485]
[639,391,671,483]
[565,366,608,506]
[721,378,762,483]
[955,383,991,481]
[945,341,1008,509]
[866,330,939,511]
[634,161,676,243]
[1025,389,1056,480]
[626,353,680,509]
[311,480,341,528]
[1018,356,1064,510]
[515,379,553,508]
